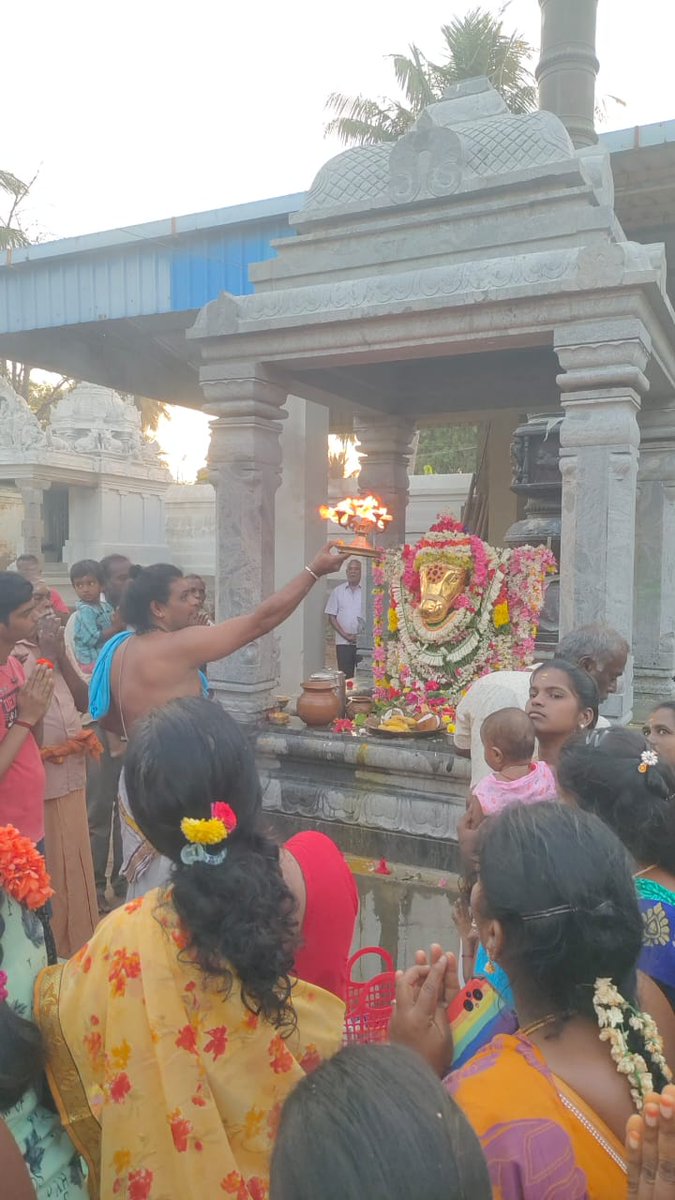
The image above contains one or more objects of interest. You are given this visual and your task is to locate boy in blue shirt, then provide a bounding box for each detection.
[69,560,114,676]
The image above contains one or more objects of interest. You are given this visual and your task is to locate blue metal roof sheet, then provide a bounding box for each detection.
[0,194,304,332]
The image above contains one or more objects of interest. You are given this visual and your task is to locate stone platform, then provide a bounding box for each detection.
[256,726,470,872]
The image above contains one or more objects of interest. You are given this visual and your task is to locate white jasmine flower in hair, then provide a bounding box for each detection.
[594,978,613,1001]
[594,978,622,1006]
[641,750,659,766]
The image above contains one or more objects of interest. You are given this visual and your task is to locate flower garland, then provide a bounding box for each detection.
[593,977,672,1110]
[507,544,557,668]
[372,516,556,716]
[180,803,238,847]
[0,825,53,910]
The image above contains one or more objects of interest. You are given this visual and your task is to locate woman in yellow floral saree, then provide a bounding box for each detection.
[36,890,342,1200]
[35,699,348,1200]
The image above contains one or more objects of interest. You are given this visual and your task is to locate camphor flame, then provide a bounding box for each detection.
[319,495,393,532]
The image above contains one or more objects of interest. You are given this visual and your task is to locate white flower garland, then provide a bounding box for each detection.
[389,554,507,680]
[593,977,672,1111]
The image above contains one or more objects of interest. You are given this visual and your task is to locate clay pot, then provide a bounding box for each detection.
[346,695,374,719]
[296,679,341,729]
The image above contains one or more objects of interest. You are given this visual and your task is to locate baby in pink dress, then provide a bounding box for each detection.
[473,707,558,815]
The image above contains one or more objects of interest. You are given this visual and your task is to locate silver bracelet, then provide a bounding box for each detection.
[304,565,319,583]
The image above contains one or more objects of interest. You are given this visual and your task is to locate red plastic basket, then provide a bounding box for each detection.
[344,947,397,1045]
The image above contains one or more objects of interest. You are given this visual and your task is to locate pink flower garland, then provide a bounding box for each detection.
[507,545,557,668]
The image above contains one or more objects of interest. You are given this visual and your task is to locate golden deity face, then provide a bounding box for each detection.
[419,560,469,628]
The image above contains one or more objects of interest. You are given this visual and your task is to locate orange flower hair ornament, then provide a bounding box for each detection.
[180,803,238,867]
[0,825,54,909]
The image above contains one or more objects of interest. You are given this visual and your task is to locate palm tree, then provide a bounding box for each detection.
[0,170,31,250]
[325,7,537,147]
[133,395,170,433]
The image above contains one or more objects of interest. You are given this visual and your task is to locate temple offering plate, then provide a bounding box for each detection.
[366,709,444,738]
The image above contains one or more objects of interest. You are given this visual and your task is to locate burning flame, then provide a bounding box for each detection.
[320,495,393,532]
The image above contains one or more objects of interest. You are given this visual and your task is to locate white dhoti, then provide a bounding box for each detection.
[118,768,173,899]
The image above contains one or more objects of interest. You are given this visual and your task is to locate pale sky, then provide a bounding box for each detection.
[6,0,675,477]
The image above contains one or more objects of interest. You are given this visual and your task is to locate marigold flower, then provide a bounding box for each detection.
[0,825,53,909]
[493,601,510,628]
[180,817,227,845]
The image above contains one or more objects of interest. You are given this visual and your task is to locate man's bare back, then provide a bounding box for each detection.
[103,545,349,736]
[108,631,204,735]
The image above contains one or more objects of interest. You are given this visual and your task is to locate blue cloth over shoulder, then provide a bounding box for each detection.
[89,631,133,721]
[89,631,210,721]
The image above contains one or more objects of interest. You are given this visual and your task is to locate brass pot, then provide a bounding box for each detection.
[296,679,341,729]
[346,695,374,719]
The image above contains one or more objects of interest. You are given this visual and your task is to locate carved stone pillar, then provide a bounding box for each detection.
[17,478,50,558]
[633,400,675,720]
[555,319,651,722]
[275,395,329,696]
[203,365,287,724]
[354,415,416,548]
[353,415,415,693]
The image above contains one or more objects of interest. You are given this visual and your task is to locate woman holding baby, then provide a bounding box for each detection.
[458,660,599,993]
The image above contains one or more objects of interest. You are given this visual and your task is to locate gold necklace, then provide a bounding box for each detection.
[633,864,658,879]
[520,1013,565,1038]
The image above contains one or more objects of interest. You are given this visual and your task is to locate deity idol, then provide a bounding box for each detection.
[418,558,469,629]
[374,516,556,721]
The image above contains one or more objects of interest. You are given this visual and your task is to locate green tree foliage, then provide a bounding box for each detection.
[325,7,536,146]
[124,394,169,433]
[413,425,479,475]
[0,170,33,250]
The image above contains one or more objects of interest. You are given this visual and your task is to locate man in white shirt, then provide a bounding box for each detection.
[453,624,629,787]
[325,559,363,680]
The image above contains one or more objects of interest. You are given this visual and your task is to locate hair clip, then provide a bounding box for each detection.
[638,749,659,774]
[0,969,8,1004]
[521,904,576,922]
[180,843,227,867]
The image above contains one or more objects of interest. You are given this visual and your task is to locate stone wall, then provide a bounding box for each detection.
[165,483,217,577]
[0,487,23,567]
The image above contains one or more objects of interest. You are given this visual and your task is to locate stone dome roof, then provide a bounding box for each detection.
[304,77,574,217]
[50,382,141,431]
